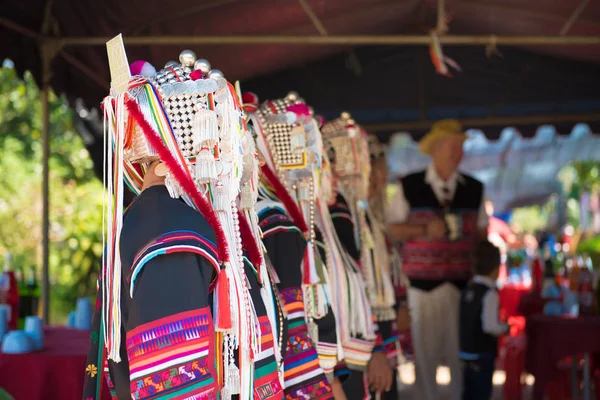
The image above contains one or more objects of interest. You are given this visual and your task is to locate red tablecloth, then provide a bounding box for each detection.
[525,314,600,400]
[0,326,110,400]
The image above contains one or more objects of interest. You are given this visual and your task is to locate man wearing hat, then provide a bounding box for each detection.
[387,120,488,399]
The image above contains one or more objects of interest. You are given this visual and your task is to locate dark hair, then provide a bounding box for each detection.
[473,240,501,276]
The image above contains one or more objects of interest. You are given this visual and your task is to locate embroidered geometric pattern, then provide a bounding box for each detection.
[403,209,478,281]
[127,230,220,296]
[103,360,117,399]
[254,315,284,400]
[126,307,218,400]
[276,288,332,398]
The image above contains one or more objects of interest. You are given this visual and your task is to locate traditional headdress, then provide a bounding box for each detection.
[323,112,396,322]
[244,92,332,351]
[103,35,259,399]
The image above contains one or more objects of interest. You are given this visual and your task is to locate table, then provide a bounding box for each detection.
[526,314,600,400]
[0,326,110,400]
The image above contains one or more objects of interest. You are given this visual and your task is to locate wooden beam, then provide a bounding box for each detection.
[362,113,600,133]
[0,17,39,39]
[58,34,600,47]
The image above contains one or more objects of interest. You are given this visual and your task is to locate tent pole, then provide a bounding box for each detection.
[41,43,51,324]
[362,112,600,133]
[58,34,600,46]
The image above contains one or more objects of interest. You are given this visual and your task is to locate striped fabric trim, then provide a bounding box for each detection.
[383,335,401,368]
[126,307,218,400]
[103,360,117,399]
[256,200,289,218]
[128,230,220,297]
[254,316,284,400]
[258,210,303,239]
[278,287,331,398]
[329,212,353,222]
[315,342,338,377]
[262,225,303,238]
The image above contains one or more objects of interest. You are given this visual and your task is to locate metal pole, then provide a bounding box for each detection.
[57,34,600,47]
[41,49,50,324]
[361,112,600,133]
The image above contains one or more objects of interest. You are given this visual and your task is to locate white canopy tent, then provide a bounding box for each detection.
[387,123,600,212]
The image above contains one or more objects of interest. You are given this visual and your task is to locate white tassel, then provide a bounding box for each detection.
[194,148,217,183]
[165,175,182,199]
[192,107,218,152]
[240,184,253,210]
[213,183,229,211]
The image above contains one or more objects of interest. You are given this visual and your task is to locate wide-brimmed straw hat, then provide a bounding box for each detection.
[419,119,467,155]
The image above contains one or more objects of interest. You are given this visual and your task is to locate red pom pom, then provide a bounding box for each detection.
[242,92,259,106]
[190,70,204,81]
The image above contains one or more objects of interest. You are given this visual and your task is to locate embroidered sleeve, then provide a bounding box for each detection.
[259,210,305,289]
[280,287,333,399]
[124,246,220,399]
[126,230,220,296]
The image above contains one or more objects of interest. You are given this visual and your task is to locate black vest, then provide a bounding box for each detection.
[459,282,498,356]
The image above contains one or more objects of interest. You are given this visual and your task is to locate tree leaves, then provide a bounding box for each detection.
[0,65,103,322]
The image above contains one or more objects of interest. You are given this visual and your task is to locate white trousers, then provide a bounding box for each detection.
[408,283,462,400]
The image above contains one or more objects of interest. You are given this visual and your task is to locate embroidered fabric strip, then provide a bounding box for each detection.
[126,307,219,400]
[315,342,338,378]
[254,315,284,400]
[279,288,332,399]
[403,210,478,281]
[103,359,118,399]
[127,230,220,296]
[259,213,302,239]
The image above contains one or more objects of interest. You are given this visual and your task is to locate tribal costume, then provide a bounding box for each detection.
[323,115,399,399]
[244,93,333,399]
[83,38,279,400]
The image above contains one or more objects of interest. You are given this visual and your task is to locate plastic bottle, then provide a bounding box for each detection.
[0,254,20,330]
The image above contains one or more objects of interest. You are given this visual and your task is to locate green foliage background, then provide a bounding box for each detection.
[0,66,103,323]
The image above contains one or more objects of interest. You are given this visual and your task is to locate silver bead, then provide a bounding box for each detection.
[194,58,211,74]
[341,111,351,120]
[208,69,224,80]
[165,60,179,68]
[179,50,197,68]
[287,91,299,101]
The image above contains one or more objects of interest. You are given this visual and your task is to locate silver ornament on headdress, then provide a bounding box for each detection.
[194,58,211,74]
[208,69,224,80]
[179,50,197,68]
